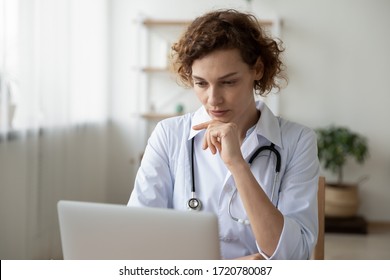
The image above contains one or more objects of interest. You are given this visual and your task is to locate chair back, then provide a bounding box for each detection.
[312,176,325,260]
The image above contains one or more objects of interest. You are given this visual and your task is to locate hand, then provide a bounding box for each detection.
[192,120,244,166]
[233,253,265,260]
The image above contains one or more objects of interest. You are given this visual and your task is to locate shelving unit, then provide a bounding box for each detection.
[141,112,183,121]
[141,67,170,73]
[135,17,191,144]
[142,19,191,27]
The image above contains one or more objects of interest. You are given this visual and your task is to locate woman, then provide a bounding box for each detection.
[128,9,319,260]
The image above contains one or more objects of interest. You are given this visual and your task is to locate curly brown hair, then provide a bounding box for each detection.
[170,9,286,96]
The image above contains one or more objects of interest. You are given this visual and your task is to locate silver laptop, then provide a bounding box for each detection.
[57,200,221,260]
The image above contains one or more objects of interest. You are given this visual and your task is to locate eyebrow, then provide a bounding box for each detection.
[192,72,239,81]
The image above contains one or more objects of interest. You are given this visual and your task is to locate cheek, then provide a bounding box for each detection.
[194,89,207,104]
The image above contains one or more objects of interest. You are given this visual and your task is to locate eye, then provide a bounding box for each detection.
[222,80,237,86]
[194,80,208,88]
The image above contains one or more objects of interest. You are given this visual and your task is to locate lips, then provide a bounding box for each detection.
[209,109,229,118]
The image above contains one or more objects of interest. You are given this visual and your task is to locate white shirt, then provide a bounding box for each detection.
[128,101,320,260]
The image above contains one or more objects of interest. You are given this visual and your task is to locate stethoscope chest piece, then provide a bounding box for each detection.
[187,197,202,211]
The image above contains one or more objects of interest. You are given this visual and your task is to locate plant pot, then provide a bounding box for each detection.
[325,183,360,217]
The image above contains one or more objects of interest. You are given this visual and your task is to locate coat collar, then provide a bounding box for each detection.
[188,100,283,149]
[254,101,283,149]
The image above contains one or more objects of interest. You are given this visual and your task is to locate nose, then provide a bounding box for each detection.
[207,86,223,106]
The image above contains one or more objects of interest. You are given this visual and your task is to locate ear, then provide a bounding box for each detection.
[254,57,264,80]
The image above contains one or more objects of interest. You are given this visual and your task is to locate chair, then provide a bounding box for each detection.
[312,176,326,260]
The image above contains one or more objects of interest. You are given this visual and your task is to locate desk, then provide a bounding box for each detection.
[325,216,368,234]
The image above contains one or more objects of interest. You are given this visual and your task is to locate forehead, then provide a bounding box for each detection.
[191,49,248,78]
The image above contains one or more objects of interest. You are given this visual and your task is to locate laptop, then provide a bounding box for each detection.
[57,200,221,260]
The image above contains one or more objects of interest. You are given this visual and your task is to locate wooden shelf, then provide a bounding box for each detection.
[259,19,274,27]
[141,18,274,27]
[141,67,170,73]
[142,19,191,27]
[141,113,182,121]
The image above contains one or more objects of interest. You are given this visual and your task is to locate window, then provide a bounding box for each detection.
[0,0,18,133]
[1,0,109,137]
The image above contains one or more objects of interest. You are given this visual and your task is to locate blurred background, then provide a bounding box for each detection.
[1,0,389,259]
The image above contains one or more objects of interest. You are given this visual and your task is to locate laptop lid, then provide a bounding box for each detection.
[57,200,221,260]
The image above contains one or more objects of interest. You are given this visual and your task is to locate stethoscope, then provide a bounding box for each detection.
[187,137,281,225]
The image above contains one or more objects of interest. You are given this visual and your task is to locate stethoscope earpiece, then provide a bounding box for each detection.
[187,197,202,211]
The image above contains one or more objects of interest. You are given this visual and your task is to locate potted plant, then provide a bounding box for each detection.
[316,125,369,217]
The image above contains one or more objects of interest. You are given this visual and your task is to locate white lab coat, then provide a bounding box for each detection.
[129,101,320,260]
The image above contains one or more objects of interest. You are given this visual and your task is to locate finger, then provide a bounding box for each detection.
[205,129,217,154]
[192,121,212,131]
[202,129,208,150]
[203,129,219,154]
[210,133,222,154]
[209,129,224,155]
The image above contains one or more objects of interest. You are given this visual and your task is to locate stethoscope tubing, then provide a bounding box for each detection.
[188,137,282,221]
[248,143,281,172]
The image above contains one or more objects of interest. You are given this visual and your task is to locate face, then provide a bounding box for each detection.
[191,49,262,129]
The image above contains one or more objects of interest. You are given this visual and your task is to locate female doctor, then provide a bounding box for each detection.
[128,9,320,260]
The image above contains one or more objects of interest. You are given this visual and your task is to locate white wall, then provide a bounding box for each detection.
[254,0,390,222]
[110,0,390,222]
